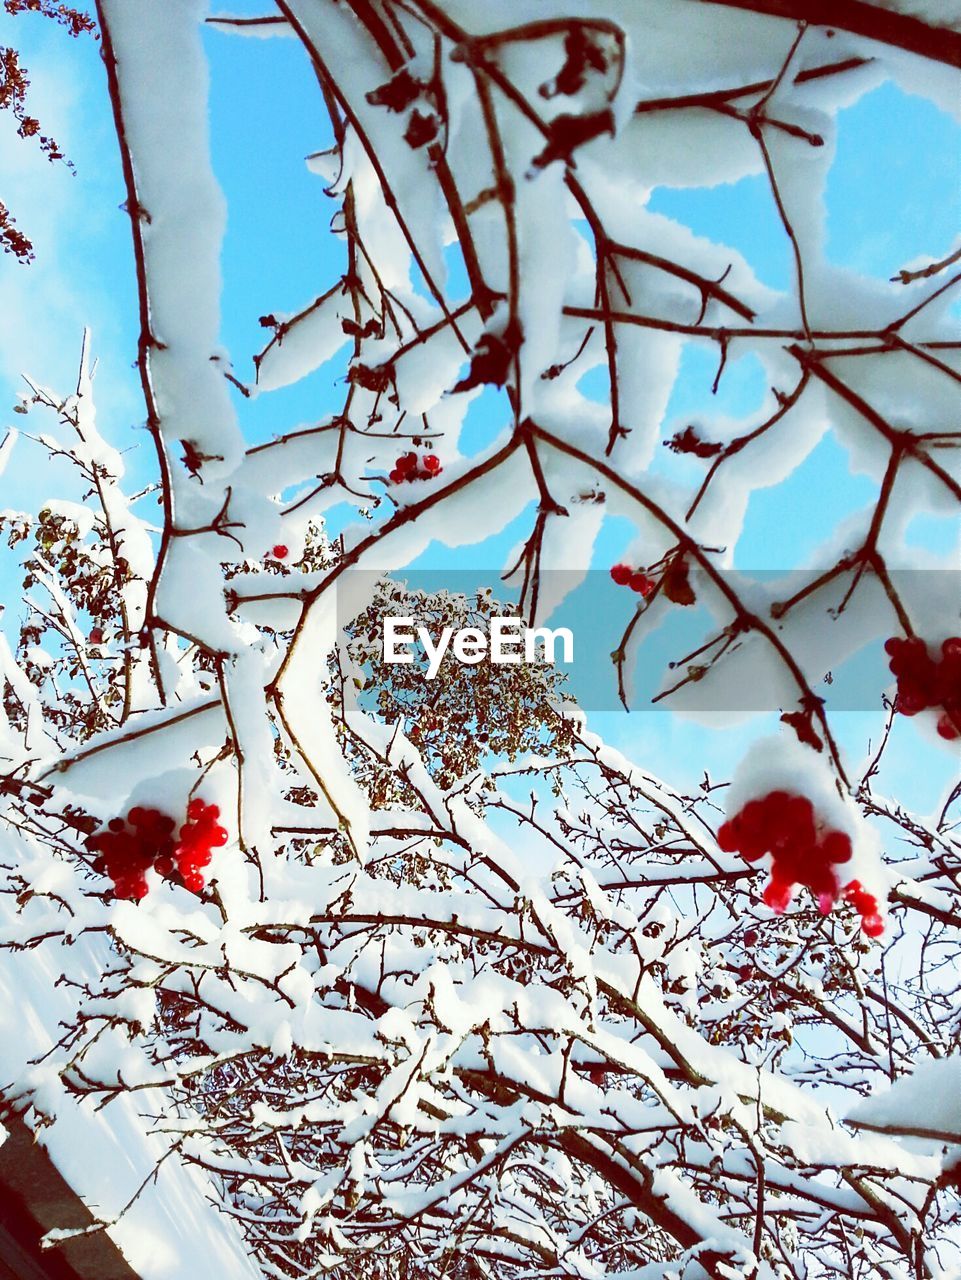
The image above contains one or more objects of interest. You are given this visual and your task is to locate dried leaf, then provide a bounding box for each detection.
[781,699,825,751]
[540,25,610,99]
[451,320,523,393]
[366,67,424,113]
[347,362,393,394]
[666,425,722,458]
[404,109,440,150]
[530,109,614,170]
[662,557,696,606]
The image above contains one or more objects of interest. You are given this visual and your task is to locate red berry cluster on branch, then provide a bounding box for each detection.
[175,798,228,893]
[87,799,227,901]
[885,636,961,740]
[840,881,883,937]
[609,563,656,596]
[718,791,883,936]
[389,451,442,484]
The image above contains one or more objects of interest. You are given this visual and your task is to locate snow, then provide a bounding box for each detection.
[848,1057,961,1141]
[254,285,350,392]
[0,865,262,1280]
[100,0,249,661]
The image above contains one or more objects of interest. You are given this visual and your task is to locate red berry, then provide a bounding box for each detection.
[736,814,769,861]
[717,821,738,853]
[389,468,403,484]
[861,914,884,938]
[937,713,960,741]
[849,888,877,916]
[423,454,441,474]
[820,831,852,864]
[941,638,961,661]
[742,929,758,948]
[183,871,205,894]
[88,627,104,645]
[763,880,793,914]
[397,452,417,475]
[739,843,768,863]
[271,545,289,560]
[739,800,767,833]
[629,573,655,596]
[785,795,815,837]
[187,798,206,820]
[610,564,632,586]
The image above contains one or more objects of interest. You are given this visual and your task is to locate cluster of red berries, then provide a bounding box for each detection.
[87,799,227,901]
[610,564,656,596]
[388,451,442,484]
[885,636,961,740]
[718,791,884,937]
[840,880,883,936]
[174,799,228,893]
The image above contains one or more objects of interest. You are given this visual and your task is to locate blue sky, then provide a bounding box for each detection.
[0,7,958,808]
